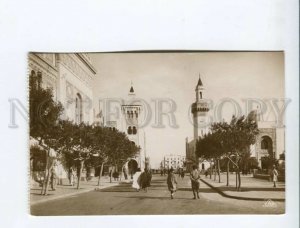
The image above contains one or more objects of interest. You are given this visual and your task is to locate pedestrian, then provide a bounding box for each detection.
[167,168,177,199]
[190,165,201,199]
[139,168,152,192]
[132,168,142,191]
[205,170,208,178]
[50,167,57,191]
[180,170,185,179]
[272,165,279,187]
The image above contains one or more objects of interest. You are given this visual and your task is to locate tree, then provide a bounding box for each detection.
[29,72,140,193]
[217,115,259,190]
[210,121,232,185]
[196,133,224,182]
[29,72,64,195]
[29,71,63,138]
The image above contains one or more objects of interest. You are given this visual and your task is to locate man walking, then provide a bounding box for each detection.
[272,165,279,187]
[190,165,201,199]
[167,168,177,199]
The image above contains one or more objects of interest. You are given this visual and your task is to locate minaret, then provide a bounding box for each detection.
[121,82,143,168]
[191,74,210,140]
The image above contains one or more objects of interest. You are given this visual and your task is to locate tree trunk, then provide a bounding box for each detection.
[237,168,241,191]
[226,159,230,186]
[41,152,49,195]
[97,162,104,186]
[41,154,54,195]
[209,161,212,179]
[43,167,51,195]
[77,160,84,190]
[217,159,221,183]
[235,155,239,190]
[235,167,238,189]
[109,168,112,183]
[214,159,217,181]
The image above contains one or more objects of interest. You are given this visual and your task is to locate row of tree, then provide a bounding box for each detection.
[196,113,259,191]
[30,72,139,195]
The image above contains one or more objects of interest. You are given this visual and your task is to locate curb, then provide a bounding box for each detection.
[31,182,120,206]
[200,179,285,202]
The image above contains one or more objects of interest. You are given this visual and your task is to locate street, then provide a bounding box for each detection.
[31,174,284,215]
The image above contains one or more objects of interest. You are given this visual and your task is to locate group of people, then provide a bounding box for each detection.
[167,165,201,199]
[132,168,152,192]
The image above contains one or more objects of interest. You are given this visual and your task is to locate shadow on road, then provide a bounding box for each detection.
[217,187,285,192]
[115,195,195,200]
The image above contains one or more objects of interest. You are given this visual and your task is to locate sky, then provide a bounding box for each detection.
[89,52,284,168]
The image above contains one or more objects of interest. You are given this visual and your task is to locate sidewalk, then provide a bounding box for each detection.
[30,176,122,205]
[200,173,285,202]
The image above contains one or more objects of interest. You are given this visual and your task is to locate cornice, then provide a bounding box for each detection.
[76,54,97,75]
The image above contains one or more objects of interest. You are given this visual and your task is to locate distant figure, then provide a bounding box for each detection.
[180,170,185,179]
[139,168,152,192]
[50,167,57,191]
[160,170,163,176]
[272,165,279,187]
[205,170,208,178]
[112,171,119,181]
[132,168,142,191]
[167,168,178,199]
[68,167,75,186]
[190,165,201,199]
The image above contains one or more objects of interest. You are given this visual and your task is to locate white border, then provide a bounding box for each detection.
[0,0,298,227]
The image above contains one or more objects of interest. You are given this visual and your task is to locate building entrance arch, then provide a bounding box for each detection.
[260,135,274,170]
[127,159,138,179]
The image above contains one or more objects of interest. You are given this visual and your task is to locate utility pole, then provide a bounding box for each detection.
[163,156,166,176]
[144,131,147,169]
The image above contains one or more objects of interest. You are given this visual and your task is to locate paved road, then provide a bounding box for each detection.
[31,174,284,215]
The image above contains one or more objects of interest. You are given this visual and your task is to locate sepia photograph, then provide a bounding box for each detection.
[29,52,286,215]
[1,0,298,227]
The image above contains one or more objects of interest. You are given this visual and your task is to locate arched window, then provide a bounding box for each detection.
[75,93,83,124]
[261,139,268,149]
[132,126,137,135]
[127,126,132,135]
[127,111,130,118]
[131,111,134,118]
[200,92,202,99]
[37,71,42,88]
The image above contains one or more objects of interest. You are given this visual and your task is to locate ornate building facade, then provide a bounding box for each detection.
[120,85,146,175]
[28,53,96,124]
[250,109,285,169]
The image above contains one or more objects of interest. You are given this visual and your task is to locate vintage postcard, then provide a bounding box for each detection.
[29,52,286,215]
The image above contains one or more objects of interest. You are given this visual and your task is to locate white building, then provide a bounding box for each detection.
[162,154,186,170]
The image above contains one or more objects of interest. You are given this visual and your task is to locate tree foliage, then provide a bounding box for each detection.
[30,73,140,191]
[196,114,259,190]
